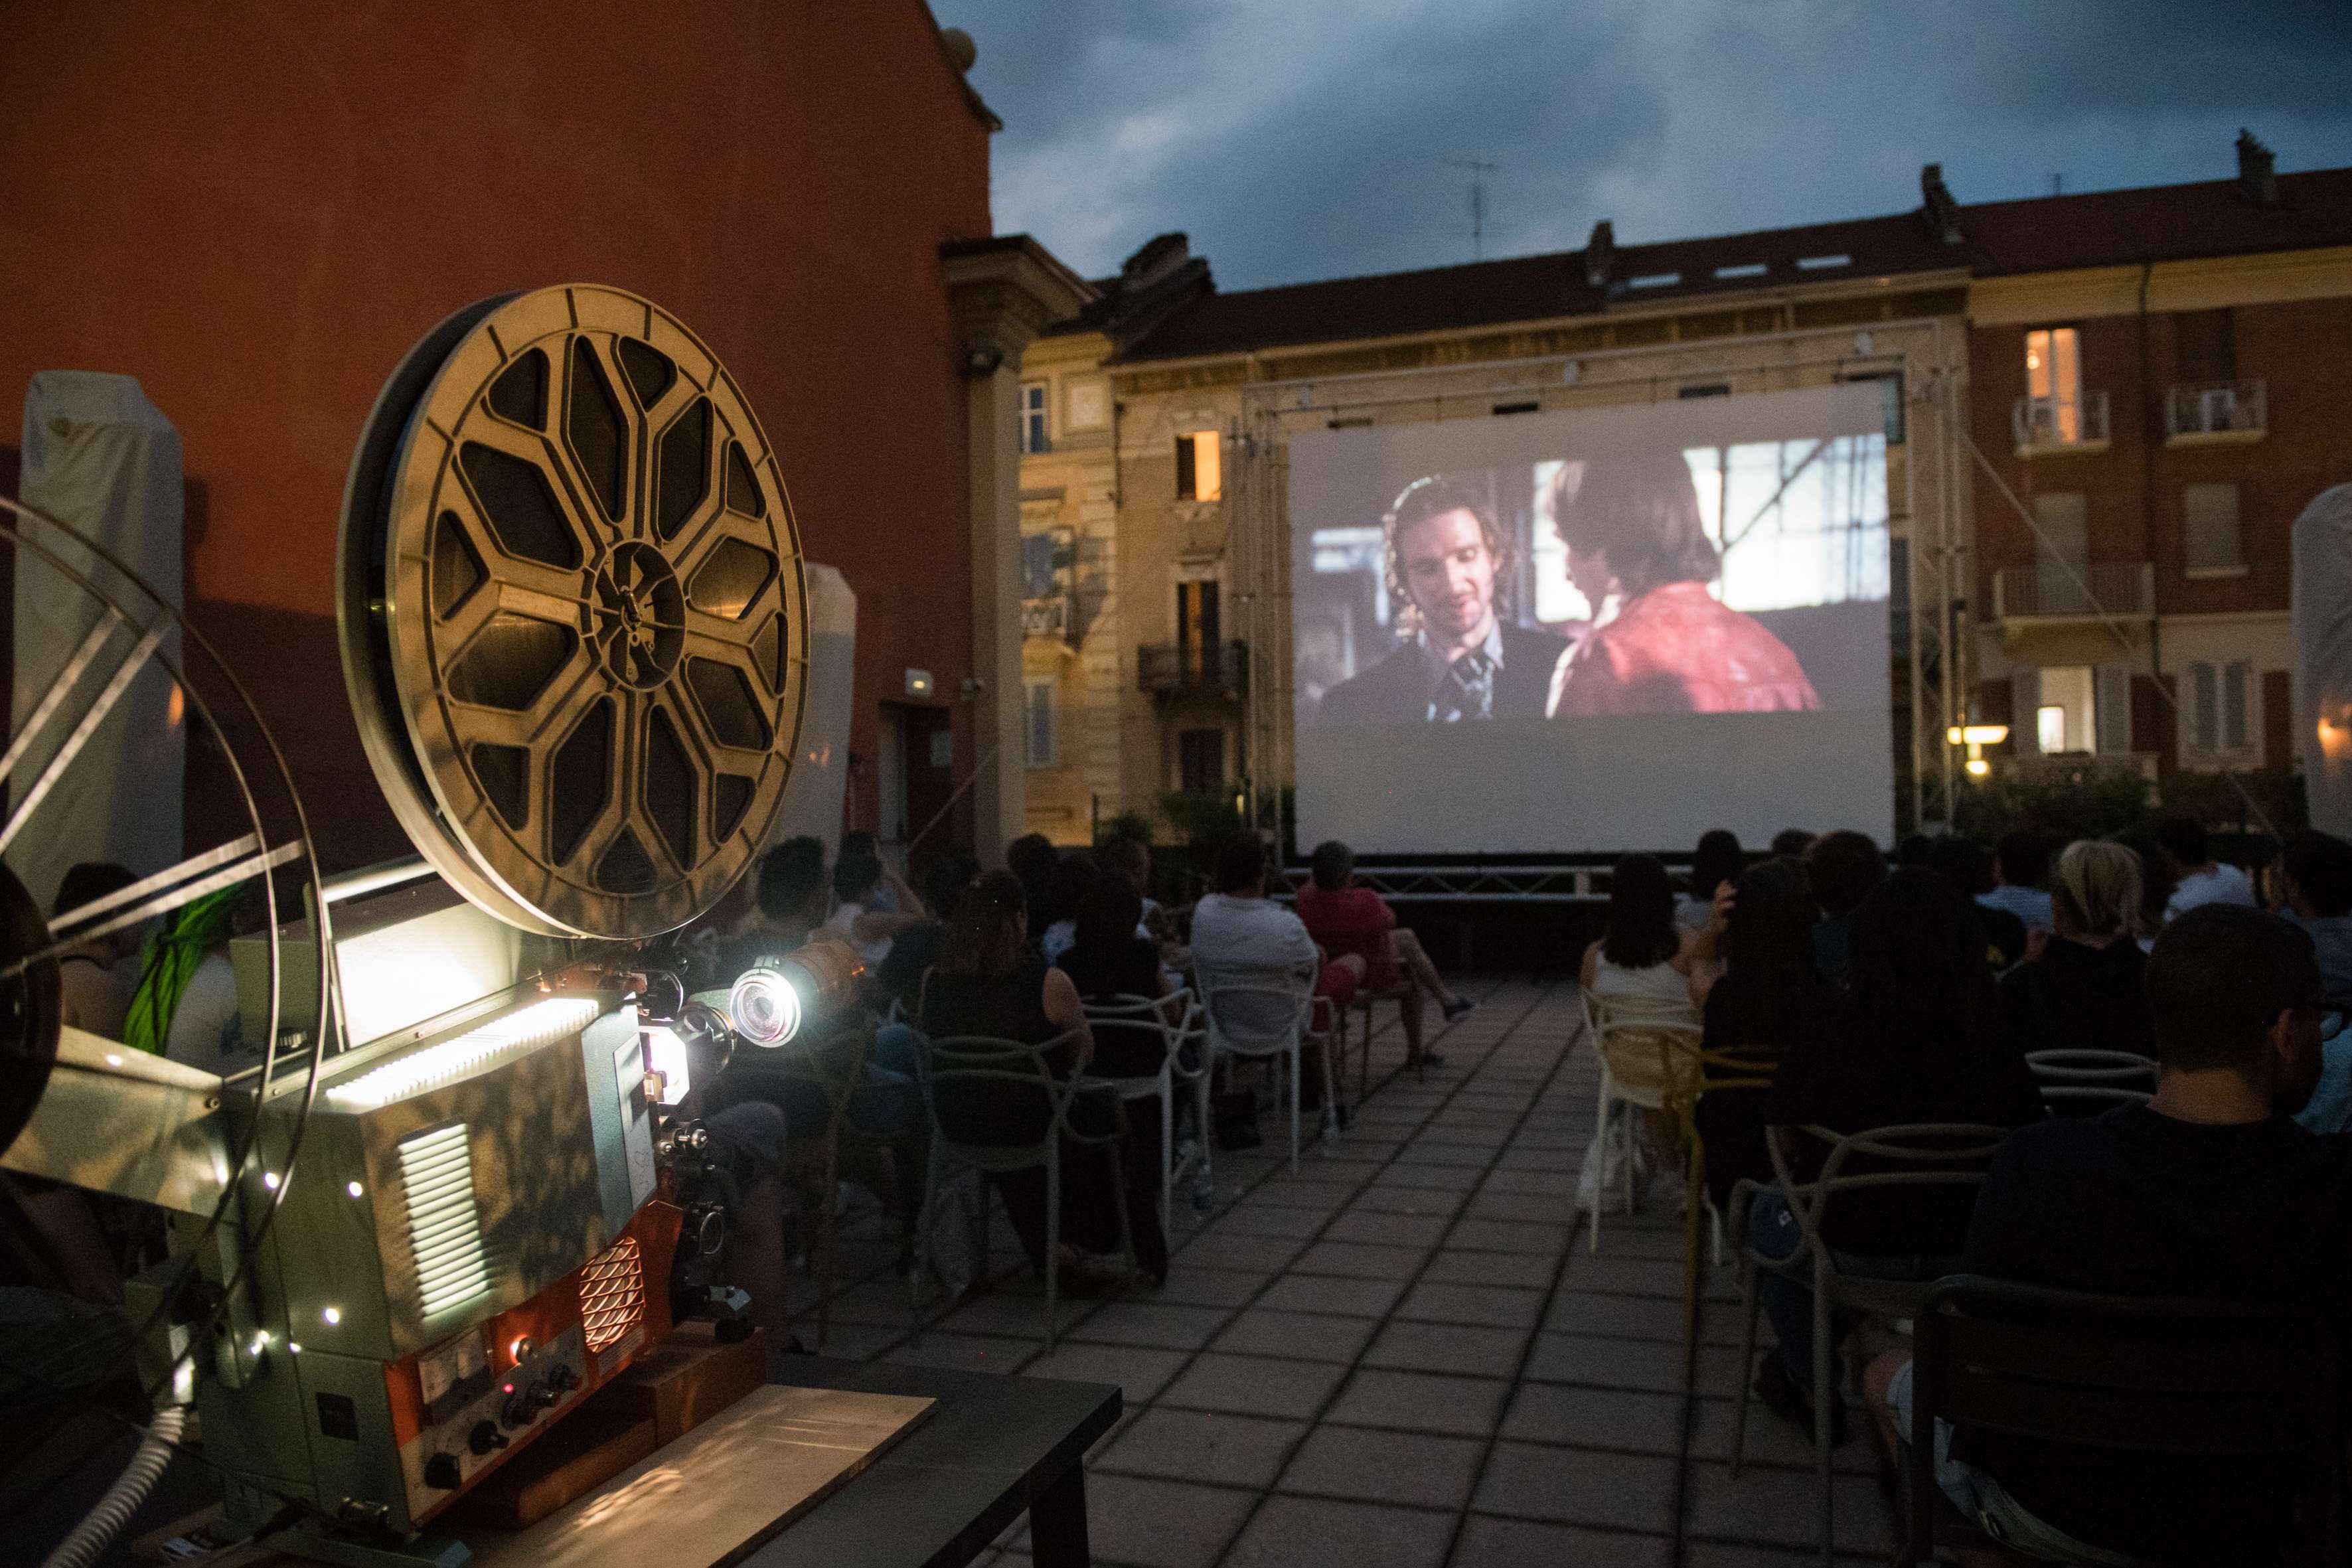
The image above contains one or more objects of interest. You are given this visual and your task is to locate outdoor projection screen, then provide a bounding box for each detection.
[1291,382,1895,853]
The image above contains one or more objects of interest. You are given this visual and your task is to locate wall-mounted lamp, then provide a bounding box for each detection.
[964,345,1003,375]
[1946,724,2009,779]
[904,668,935,699]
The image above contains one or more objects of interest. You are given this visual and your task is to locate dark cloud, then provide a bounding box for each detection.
[933,0,2352,289]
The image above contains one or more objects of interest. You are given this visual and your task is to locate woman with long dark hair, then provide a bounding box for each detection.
[1579,853,1706,1006]
[1547,449,1820,716]
[918,870,1167,1287]
[1747,868,2043,1437]
[1690,858,1835,1211]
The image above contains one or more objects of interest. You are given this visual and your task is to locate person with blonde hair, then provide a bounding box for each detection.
[1999,838,2156,1067]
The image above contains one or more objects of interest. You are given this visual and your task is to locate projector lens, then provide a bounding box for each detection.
[728,966,802,1048]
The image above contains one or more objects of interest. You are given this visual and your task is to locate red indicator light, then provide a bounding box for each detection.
[502,1382,514,1393]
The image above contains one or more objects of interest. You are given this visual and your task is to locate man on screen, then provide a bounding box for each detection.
[1547,448,1820,717]
[1318,473,1568,724]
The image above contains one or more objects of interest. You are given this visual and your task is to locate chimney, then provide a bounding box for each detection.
[1583,220,1614,289]
[2236,128,2278,205]
[1919,163,1963,244]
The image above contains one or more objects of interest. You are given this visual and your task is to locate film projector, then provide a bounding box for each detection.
[0,285,892,1567]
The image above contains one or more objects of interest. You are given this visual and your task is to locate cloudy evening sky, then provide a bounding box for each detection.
[929,1,2352,291]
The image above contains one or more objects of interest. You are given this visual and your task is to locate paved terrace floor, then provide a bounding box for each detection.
[786,980,1893,1568]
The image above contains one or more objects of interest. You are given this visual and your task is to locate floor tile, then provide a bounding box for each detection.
[1524,1332,1686,1393]
[1277,1423,1487,1510]
[1020,1342,1191,1403]
[1449,1516,1673,1568]
[1566,1256,1687,1297]
[1255,1273,1409,1318]
[1078,1472,1257,1568]
[1470,1441,1679,1533]
[1178,1231,1309,1273]
[1420,1250,1559,1289]
[1350,1185,1468,1217]
[1211,1308,1380,1364]
[1464,1189,1573,1225]
[1500,1382,1685,1453]
[1323,1210,1453,1248]
[1363,1319,1531,1378]
[1208,1204,1332,1239]
[1158,1352,1349,1419]
[1326,1368,1511,1435]
[1069,1300,1233,1350]
[1480,1167,1573,1196]
[1221,1496,1458,1568]
[1395,1141,1493,1168]
[1294,1240,1431,1279]
[1447,1217,1573,1255]
[1396,1281,1545,1328]
[1245,1179,1360,1211]
[1096,1406,1307,1488]
[1146,1267,1272,1309]
[1681,1461,1895,1555]
[1687,1395,1875,1475]
[1372,1162,1486,1192]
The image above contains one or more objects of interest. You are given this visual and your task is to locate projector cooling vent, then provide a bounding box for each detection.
[578,1235,644,1355]
[398,1123,493,1320]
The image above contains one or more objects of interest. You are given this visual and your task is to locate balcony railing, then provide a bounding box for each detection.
[1991,561,2154,621]
[2166,379,2266,443]
[1139,639,1247,699]
[1022,596,1070,641]
[2011,390,2110,453]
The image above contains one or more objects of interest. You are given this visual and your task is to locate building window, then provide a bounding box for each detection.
[1178,729,1225,794]
[2031,492,2088,566]
[1018,382,1049,454]
[1176,579,1221,676]
[1023,678,1056,768]
[2024,326,2083,442]
[2183,483,2242,574]
[2188,660,2254,756]
[1176,430,1222,501]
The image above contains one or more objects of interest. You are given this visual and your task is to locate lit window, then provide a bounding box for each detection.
[2024,327,2082,442]
[2037,705,2067,754]
[1176,431,1221,501]
[1023,678,1056,769]
[1019,382,1049,454]
[1796,254,1851,271]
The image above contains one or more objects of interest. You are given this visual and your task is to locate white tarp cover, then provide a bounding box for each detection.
[763,562,855,855]
[14,372,184,913]
[2293,483,2352,838]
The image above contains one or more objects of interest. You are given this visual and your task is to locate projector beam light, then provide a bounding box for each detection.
[728,967,803,1048]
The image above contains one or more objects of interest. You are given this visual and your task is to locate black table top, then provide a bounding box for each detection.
[740,1356,1122,1568]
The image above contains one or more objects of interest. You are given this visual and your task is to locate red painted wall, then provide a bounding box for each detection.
[0,0,991,868]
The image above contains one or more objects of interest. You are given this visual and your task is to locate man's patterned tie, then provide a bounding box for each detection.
[1435,651,1496,722]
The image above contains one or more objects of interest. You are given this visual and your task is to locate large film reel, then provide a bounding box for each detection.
[341,286,809,939]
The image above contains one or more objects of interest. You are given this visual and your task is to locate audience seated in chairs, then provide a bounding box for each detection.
[1747,868,2043,1440]
[875,852,979,1016]
[1294,838,1472,1073]
[2272,829,2352,1135]
[1999,839,2155,1066]
[918,870,1165,1290]
[1979,830,2053,931]
[1037,851,1099,963]
[826,841,928,967]
[1928,836,2027,971]
[1769,827,1817,862]
[1863,903,2352,1566]
[1802,829,1885,983]
[1691,858,1836,1214]
[1581,853,1711,1200]
[2158,814,2258,919]
[1678,828,1745,931]
[1190,835,1360,1114]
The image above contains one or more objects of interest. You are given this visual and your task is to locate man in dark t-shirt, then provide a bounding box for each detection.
[1864,903,2352,1565]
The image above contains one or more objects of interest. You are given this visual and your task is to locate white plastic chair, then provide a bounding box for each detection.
[1194,964,1337,1174]
[1081,989,1210,1232]
[1581,986,1703,1253]
[2027,1047,2156,1111]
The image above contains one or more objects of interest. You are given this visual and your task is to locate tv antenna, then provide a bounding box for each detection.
[1445,158,1499,260]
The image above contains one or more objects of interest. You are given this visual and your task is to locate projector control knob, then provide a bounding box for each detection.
[424,1452,461,1490]
[468,1420,508,1456]
[530,1379,562,1411]
[501,1386,538,1429]
[546,1364,580,1393]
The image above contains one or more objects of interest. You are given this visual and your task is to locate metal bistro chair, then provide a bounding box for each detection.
[1729,1121,2009,1568]
[2026,1048,2156,1113]
[1195,963,1339,1175]
[1081,989,1210,1233]
[1662,1042,1778,1344]
[1903,1275,2343,1568]
[1581,987,1703,1253]
[910,1030,1135,1352]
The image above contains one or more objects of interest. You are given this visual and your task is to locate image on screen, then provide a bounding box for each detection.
[1289,382,1897,854]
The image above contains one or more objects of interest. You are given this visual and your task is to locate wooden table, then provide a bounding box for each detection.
[744,1357,1121,1568]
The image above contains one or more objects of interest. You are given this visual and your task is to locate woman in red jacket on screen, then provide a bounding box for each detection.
[1546,447,1820,717]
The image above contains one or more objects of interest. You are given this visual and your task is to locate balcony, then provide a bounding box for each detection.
[2165,379,2266,446]
[1139,639,1247,700]
[1991,561,2154,623]
[2011,390,2110,456]
[1021,596,1070,641]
